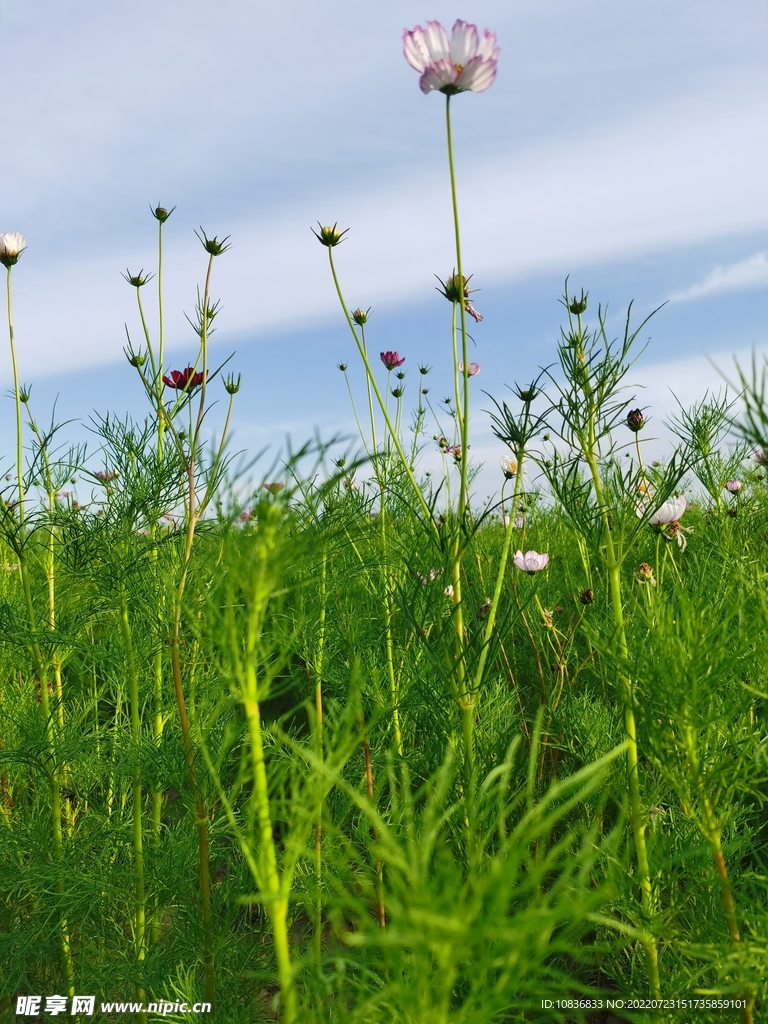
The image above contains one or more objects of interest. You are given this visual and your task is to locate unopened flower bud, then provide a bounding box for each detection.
[626,408,645,433]
[337,362,348,372]
[351,307,370,325]
[419,364,431,375]
[724,479,742,493]
[127,350,146,367]
[152,204,176,223]
[122,268,154,288]
[567,291,588,315]
[391,387,404,398]
[311,222,349,247]
[196,227,231,256]
[224,373,241,395]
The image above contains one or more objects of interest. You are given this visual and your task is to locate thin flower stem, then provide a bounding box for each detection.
[361,323,378,457]
[167,250,217,1005]
[445,95,471,518]
[472,445,527,694]
[342,372,371,459]
[326,249,435,532]
[445,94,474,795]
[149,217,168,939]
[7,269,24,518]
[136,288,158,387]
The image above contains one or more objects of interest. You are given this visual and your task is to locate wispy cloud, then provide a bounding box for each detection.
[669,252,768,302]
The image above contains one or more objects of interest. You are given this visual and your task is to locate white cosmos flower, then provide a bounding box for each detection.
[403,20,500,95]
[513,550,549,574]
[648,495,687,526]
[0,232,26,267]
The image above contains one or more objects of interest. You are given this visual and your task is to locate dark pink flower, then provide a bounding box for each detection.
[403,20,499,96]
[380,351,405,370]
[162,367,205,390]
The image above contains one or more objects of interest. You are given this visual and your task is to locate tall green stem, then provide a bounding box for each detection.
[150,215,168,941]
[7,268,24,519]
[583,448,660,998]
[167,251,217,1005]
[242,525,297,1023]
[445,94,473,784]
[119,581,147,1017]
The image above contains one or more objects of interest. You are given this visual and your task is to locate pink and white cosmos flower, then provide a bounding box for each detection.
[513,550,549,574]
[458,361,481,376]
[648,495,687,527]
[403,20,499,95]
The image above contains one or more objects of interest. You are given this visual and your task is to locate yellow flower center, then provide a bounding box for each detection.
[454,63,464,74]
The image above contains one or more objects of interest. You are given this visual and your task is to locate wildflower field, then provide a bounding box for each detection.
[1,19,767,1024]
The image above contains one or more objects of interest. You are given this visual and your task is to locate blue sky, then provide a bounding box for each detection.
[0,0,766,496]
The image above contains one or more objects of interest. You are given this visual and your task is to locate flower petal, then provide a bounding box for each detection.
[449,20,479,65]
[403,27,430,72]
[476,29,500,61]
[456,55,498,93]
[419,60,458,94]
[421,20,450,62]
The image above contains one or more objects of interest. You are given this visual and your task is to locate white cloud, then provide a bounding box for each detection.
[669,252,768,302]
[3,83,764,384]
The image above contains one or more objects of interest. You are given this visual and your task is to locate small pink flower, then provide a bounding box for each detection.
[380,351,405,370]
[163,367,205,390]
[724,479,742,493]
[444,443,468,463]
[513,550,549,574]
[264,482,284,493]
[458,361,481,376]
[403,20,500,95]
[444,584,454,598]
